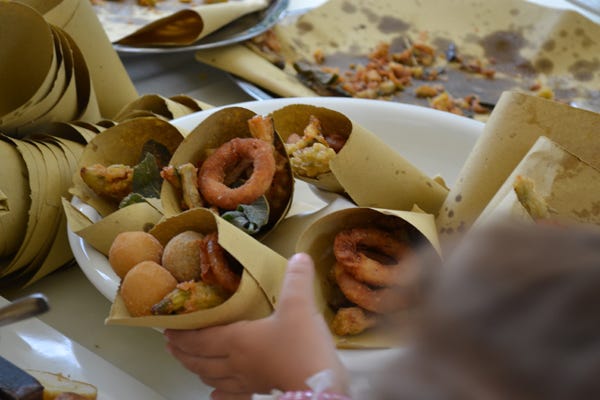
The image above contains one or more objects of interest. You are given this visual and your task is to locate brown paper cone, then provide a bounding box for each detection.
[475,136,600,227]
[272,104,449,214]
[113,94,197,122]
[105,208,288,329]
[160,106,294,237]
[72,117,184,217]
[436,91,600,237]
[296,206,440,348]
[168,95,214,113]
[195,44,317,98]
[0,2,57,132]
[0,139,30,258]
[93,0,268,46]
[37,0,138,118]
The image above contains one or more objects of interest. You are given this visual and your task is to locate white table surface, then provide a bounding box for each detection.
[3,0,597,399]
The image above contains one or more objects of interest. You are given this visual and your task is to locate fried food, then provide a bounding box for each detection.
[333,228,411,287]
[178,163,204,209]
[108,231,163,279]
[198,137,276,210]
[162,231,205,282]
[120,261,178,317]
[284,115,339,178]
[513,175,551,220]
[151,280,228,315]
[80,164,133,201]
[199,233,241,294]
[332,262,412,314]
[331,307,378,337]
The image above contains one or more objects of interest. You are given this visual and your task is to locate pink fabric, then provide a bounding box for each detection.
[277,391,352,400]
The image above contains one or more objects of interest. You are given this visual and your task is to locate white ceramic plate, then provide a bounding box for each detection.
[68,97,483,369]
[0,296,165,399]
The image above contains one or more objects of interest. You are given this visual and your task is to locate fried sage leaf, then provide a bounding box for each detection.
[221,196,270,235]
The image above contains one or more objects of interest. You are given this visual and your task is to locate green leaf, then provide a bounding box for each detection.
[132,152,162,199]
[222,196,270,235]
[118,192,146,209]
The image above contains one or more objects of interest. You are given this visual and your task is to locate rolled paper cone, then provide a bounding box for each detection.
[95,0,268,46]
[113,94,197,122]
[195,45,318,98]
[160,106,294,237]
[475,136,600,227]
[331,123,449,214]
[36,0,138,118]
[436,91,600,238]
[0,139,59,278]
[105,208,288,329]
[72,117,184,217]
[59,26,102,123]
[296,206,440,348]
[168,95,213,113]
[0,2,57,132]
[0,139,30,258]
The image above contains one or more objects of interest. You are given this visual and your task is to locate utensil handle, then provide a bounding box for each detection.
[0,294,50,327]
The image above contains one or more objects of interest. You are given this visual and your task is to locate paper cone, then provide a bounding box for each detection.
[0,2,57,133]
[71,117,185,217]
[113,94,197,122]
[32,0,139,118]
[0,139,30,258]
[296,206,440,348]
[272,104,449,214]
[105,208,288,329]
[475,136,600,227]
[436,91,600,238]
[92,0,268,46]
[160,106,294,237]
[196,44,317,98]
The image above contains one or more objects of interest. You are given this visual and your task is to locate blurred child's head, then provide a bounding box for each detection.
[374,222,600,400]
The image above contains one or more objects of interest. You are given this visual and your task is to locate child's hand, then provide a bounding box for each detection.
[164,253,348,400]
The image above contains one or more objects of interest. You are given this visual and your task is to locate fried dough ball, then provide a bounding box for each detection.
[120,261,177,317]
[108,231,163,279]
[162,231,205,282]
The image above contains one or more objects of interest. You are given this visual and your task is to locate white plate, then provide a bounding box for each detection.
[0,296,165,399]
[68,97,483,368]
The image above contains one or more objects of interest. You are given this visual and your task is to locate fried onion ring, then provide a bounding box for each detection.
[334,228,411,287]
[198,138,276,210]
[199,233,241,294]
[333,262,412,314]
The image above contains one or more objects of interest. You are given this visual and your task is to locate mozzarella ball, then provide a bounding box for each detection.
[120,261,177,317]
[162,230,205,282]
[108,231,163,279]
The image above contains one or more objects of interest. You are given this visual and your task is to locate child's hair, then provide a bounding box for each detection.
[373,222,600,400]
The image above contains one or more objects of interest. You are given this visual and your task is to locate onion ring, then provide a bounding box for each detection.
[199,233,241,294]
[333,228,411,287]
[333,262,412,314]
[198,138,276,210]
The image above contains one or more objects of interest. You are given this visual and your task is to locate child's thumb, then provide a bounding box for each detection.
[275,253,317,315]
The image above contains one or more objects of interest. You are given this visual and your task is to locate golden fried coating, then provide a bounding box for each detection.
[331,306,378,336]
[108,231,163,279]
[80,163,133,201]
[120,261,177,317]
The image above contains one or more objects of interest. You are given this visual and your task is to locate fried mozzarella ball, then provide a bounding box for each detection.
[120,261,177,317]
[162,230,205,282]
[108,231,164,279]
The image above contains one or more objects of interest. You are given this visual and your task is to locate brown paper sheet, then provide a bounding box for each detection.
[475,136,600,227]
[105,208,288,329]
[92,0,268,46]
[296,206,440,349]
[436,91,600,237]
[197,0,600,115]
